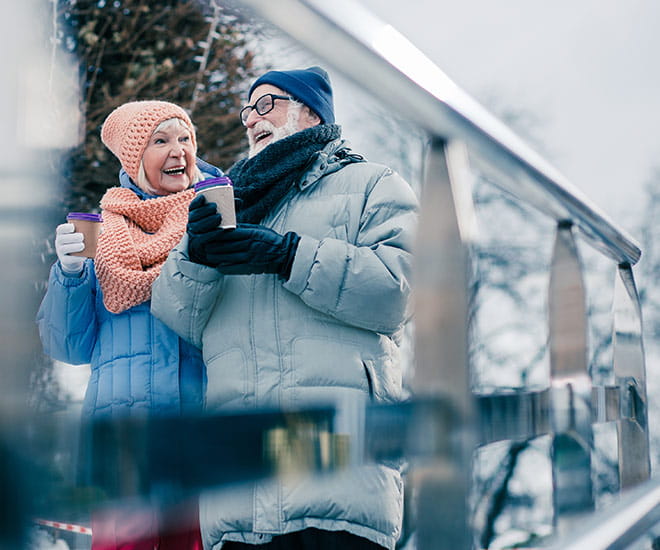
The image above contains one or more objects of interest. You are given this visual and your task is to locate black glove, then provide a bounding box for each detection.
[203,223,300,280]
[187,194,225,267]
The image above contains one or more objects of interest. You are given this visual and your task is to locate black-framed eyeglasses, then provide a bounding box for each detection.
[239,94,292,126]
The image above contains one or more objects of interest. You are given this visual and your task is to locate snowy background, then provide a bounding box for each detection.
[359,0,660,224]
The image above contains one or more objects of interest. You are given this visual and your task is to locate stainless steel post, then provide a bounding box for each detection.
[614,264,650,488]
[548,222,594,531]
[411,139,476,550]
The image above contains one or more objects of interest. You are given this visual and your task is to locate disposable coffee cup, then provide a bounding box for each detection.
[66,212,103,258]
[194,176,236,229]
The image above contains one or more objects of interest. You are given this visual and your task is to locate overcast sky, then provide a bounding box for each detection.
[354,0,660,227]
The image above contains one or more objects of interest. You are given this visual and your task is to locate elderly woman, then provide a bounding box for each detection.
[37,100,222,550]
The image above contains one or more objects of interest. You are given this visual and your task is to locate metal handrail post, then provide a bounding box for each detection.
[411,139,477,549]
[614,264,650,488]
[548,222,594,531]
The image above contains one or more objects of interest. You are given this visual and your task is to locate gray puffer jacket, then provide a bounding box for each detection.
[151,138,419,550]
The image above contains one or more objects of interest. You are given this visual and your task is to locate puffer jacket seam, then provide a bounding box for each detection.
[126,308,132,414]
[104,305,114,414]
[273,276,283,409]
[333,247,351,313]
[249,276,258,407]
[95,351,151,365]
[188,275,207,346]
[149,313,155,411]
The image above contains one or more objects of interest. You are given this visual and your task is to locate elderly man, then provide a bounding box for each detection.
[152,66,418,550]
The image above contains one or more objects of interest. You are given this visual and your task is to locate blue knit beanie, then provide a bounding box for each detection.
[248,66,335,124]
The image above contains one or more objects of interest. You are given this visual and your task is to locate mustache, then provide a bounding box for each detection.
[249,120,276,141]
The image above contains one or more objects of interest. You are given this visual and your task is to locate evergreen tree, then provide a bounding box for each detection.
[57,0,258,212]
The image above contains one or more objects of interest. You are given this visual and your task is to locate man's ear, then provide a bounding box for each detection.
[302,106,321,127]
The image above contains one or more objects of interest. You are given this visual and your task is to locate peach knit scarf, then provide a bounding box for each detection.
[95,187,195,314]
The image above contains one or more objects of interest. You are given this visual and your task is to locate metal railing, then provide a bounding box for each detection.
[237,1,652,548]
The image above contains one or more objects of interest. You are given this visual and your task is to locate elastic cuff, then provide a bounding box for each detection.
[279,232,301,281]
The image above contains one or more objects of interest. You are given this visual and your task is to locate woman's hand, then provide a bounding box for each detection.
[55,223,85,274]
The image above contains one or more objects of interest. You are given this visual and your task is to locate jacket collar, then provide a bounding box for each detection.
[298,138,364,191]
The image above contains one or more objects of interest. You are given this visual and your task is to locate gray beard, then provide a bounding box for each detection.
[248,109,301,158]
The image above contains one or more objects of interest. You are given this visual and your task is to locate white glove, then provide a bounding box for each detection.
[55,223,85,274]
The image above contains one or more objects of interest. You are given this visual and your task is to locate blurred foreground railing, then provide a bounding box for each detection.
[1,0,79,548]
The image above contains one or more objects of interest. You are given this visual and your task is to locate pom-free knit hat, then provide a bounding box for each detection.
[248,66,335,124]
[101,100,197,182]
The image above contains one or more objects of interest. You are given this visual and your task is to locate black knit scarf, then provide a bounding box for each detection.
[227,124,342,224]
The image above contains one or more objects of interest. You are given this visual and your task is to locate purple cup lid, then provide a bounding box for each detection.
[194,176,233,192]
[67,212,103,222]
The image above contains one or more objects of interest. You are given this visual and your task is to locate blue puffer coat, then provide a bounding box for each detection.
[151,139,419,550]
[37,159,222,420]
[37,262,205,418]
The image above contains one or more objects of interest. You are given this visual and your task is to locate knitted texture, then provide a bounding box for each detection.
[95,187,196,313]
[228,124,341,224]
[101,101,197,182]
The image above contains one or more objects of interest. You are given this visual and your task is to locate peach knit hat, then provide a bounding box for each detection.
[101,100,197,182]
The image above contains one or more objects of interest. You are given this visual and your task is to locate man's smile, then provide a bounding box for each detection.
[254,130,272,144]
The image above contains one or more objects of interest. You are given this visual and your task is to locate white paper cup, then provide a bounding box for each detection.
[194,177,236,229]
[66,212,103,258]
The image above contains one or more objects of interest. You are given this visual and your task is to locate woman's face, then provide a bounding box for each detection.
[140,119,196,195]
